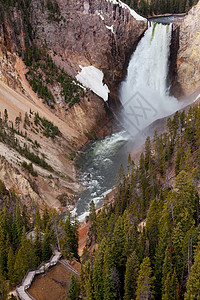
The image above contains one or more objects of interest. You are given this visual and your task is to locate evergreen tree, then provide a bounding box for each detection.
[68,274,80,300]
[124,251,139,300]
[14,228,36,284]
[184,145,193,173]
[42,223,52,261]
[103,244,115,300]
[162,270,178,300]
[15,202,23,241]
[3,109,8,125]
[93,239,106,300]
[7,247,15,286]
[88,200,97,243]
[62,212,79,260]
[0,270,8,300]
[146,198,162,260]
[34,208,42,229]
[185,239,200,299]
[0,223,7,275]
[80,258,93,300]
[42,206,50,230]
[33,227,42,264]
[136,257,154,300]
[144,136,152,171]
[124,225,138,258]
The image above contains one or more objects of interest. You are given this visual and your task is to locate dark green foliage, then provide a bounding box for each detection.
[22,161,38,177]
[0,185,32,286]
[88,200,97,245]
[68,274,81,300]
[42,223,52,261]
[46,0,61,22]
[0,0,86,109]
[25,49,86,109]
[20,145,53,171]
[0,270,8,300]
[59,212,79,261]
[0,110,53,171]
[0,180,79,287]
[81,105,200,300]
[185,238,200,299]
[34,112,60,138]
[124,251,139,300]
[135,257,155,300]
[14,228,38,284]
[122,0,198,17]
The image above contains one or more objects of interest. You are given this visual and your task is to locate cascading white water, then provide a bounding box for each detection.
[73,21,185,221]
[120,22,182,136]
[72,131,130,221]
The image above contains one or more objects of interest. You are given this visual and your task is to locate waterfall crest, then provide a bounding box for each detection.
[120,22,181,136]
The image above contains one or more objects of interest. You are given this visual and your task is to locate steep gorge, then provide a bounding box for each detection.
[0,0,199,214]
[0,0,147,212]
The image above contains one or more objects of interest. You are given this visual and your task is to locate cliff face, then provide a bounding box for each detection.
[0,0,147,133]
[31,0,147,105]
[171,1,200,98]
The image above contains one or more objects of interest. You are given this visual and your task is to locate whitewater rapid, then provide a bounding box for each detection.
[120,22,182,136]
[72,131,130,221]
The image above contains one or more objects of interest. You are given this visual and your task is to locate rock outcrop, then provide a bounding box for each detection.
[171,1,200,98]
[31,0,147,106]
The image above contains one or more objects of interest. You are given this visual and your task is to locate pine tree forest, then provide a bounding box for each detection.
[123,0,198,17]
[2,103,200,298]
[0,185,79,299]
[80,105,200,299]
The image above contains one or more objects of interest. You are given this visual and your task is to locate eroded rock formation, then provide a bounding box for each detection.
[31,0,147,105]
[171,1,200,98]
[0,0,147,211]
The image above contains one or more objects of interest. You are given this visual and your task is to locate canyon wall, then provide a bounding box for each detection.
[31,0,147,106]
[0,0,147,211]
[171,1,200,98]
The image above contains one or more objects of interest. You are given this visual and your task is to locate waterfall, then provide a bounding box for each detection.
[73,22,185,221]
[120,22,181,137]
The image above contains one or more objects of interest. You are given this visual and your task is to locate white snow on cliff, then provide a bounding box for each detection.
[76,65,110,101]
[106,0,146,21]
[194,93,200,102]
[97,12,105,20]
[106,24,114,33]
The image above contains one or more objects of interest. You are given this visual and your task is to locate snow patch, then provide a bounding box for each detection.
[106,0,146,21]
[106,24,114,33]
[76,65,110,101]
[194,93,200,102]
[97,12,105,20]
[72,80,86,91]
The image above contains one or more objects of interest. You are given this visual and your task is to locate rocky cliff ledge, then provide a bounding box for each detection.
[171,1,200,98]
[31,0,147,106]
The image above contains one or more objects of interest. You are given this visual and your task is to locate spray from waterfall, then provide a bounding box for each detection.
[120,22,182,137]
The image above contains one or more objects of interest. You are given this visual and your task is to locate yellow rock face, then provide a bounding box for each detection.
[176,1,200,96]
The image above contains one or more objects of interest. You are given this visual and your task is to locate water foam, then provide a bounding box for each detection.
[120,23,182,136]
